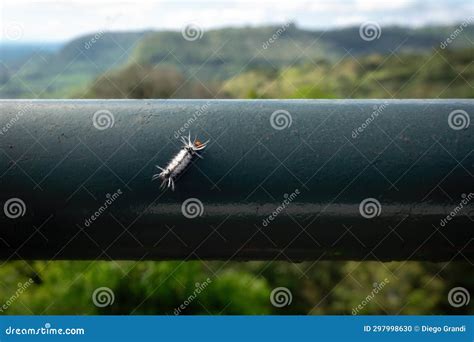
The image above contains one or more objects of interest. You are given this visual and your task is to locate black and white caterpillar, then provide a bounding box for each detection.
[152,133,209,191]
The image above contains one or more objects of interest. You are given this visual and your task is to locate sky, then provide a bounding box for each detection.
[1,0,473,43]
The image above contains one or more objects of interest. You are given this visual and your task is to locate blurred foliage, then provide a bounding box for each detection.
[81,64,218,99]
[0,259,472,314]
[221,48,474,99]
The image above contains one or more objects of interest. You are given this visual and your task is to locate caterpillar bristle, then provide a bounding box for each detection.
[152,133,210,191]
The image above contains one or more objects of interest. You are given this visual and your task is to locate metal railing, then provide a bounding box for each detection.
[0,99,473,261]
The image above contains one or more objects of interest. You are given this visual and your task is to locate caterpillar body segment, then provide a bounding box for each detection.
[152,133,209,191]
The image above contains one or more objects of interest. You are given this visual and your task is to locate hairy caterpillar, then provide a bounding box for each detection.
[152,133,209,190]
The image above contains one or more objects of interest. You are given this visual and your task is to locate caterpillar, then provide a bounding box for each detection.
[152,133,209,191]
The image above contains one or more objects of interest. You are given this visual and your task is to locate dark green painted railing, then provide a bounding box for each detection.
[0,99,473,261]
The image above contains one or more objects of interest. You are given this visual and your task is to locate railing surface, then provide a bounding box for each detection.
[0,99,473,261]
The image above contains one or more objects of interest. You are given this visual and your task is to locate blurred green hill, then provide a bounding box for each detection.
[79,47,474,100]
[1,23,473,98]
[221,48,474,99]
[1,259,472,314]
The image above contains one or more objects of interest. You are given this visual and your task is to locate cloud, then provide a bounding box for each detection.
[1,0,472,42]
